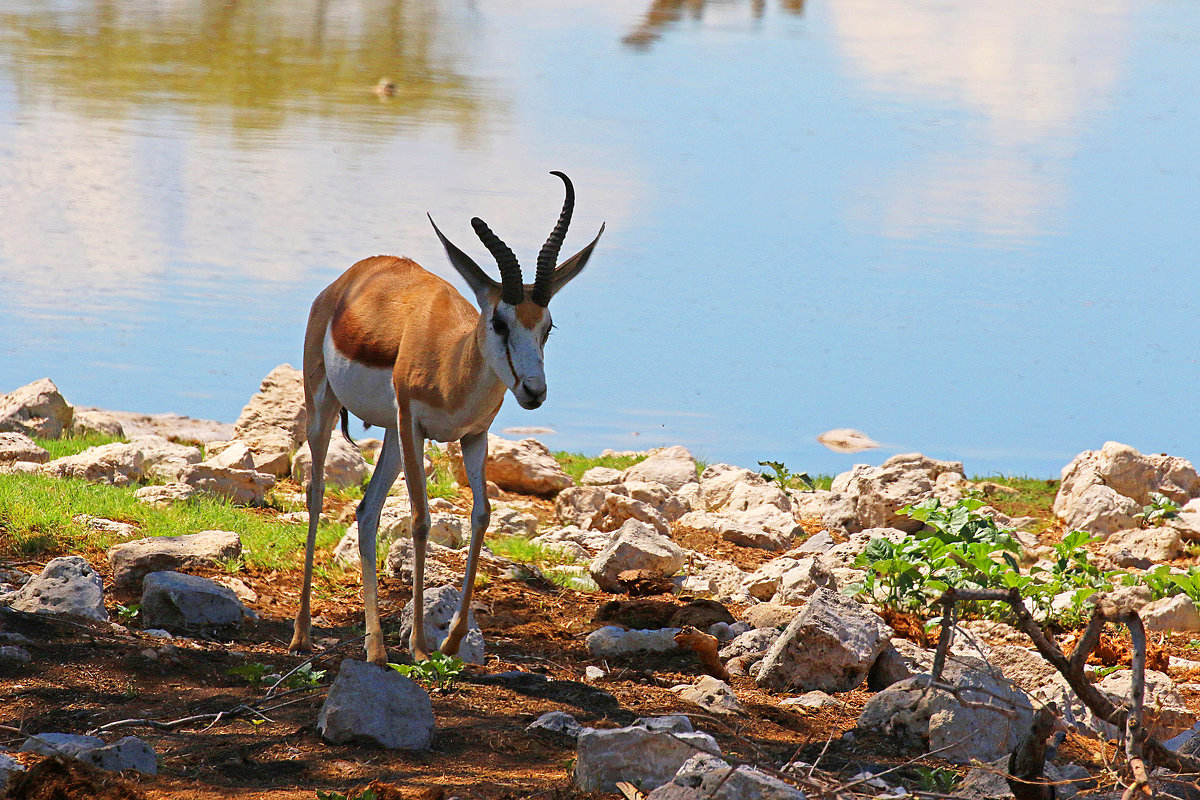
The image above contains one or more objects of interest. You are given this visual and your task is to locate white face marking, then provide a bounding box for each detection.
[482,302,550,410]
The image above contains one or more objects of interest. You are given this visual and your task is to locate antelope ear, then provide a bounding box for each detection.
[549,223,605,298]
[428,214,499,307]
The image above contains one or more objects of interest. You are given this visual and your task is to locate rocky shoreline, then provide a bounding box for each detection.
[4,366,1200,797]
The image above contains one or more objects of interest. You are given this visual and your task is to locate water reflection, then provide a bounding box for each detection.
[831,0,1131,241]
[622,0,804,49]
[0,0,486,134]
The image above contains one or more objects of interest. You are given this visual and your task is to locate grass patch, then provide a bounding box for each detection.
[424,446,460,501]
[553,450,647,485]
[33,433,124,460]
[969,474,1059,527]
[0,473,344,569]
[485,535,581,568]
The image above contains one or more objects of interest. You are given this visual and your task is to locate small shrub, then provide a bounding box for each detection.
[1136,492,1181,527]
[388,652,464,691]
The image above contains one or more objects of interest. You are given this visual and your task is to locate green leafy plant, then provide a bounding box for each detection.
[115,602,141,620]
[284,662,327,689]
[316,789,377,800]
[227,662,272,685]
[913,766,959,793]
[851,497,1116,626]
[758,460,814,492]
[388,651,464,691]
[1136,492,1181,527]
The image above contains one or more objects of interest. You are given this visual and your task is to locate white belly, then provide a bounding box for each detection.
[323,327,399,429]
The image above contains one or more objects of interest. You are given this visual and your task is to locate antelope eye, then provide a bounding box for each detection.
[492,317,509,337]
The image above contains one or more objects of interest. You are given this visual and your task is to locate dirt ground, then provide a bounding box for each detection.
[1,514,1195,799]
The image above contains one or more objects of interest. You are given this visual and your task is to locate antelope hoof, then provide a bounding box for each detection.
[366,642,389,666]
[288,631,313,654]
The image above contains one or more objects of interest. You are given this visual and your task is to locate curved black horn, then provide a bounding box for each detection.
[471,217,524,305]
[531,171,574,307]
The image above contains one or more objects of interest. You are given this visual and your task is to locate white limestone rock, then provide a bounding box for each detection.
[232,364,306,477]
[70,409,125,438]
[0,378,73,438]
[581,466,623,485]
[589,520,685,592]
[19,733,158,774]
[398,584,484,664]
[383,537,460,586]
[318,659,434,749]
[292,435,369,490]
[178,463,275,506]
[8,556,108,622]
[0,432,49,464]
[858,670,1033,764]
[131,434,202,482]
[447,434,572,496]
[822,453,966,534]
[1103,526,1184,561]
[107,529,242,588]
[646,752,806,800]
[574,716,720,793]
[134,482,199,506]
[587,626,681,658]
[1142,595,1200,632]
[491,505,539,537]
[41,442,145,486]
[756,588,892,693]
[672,675,746,716]
[621,446,699,492]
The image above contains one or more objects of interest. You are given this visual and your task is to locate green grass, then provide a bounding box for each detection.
[0,472,344,569]
[34,433,125,461]
[552,450,647,485]
[968,474,1059,528]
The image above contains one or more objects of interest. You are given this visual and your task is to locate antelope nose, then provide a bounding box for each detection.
[522,379,547,403]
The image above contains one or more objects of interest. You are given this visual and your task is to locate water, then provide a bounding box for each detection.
[1,0,1198,479]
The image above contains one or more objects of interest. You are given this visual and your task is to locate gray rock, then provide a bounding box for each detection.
[20,733,104,758]
[8,556,108,622]
[131,435,202,482]
[719,628,781,660]
[574,717,720,793]
[41,442,145,486]
[781,691,845,710]
[587,626,681,658]
[232,364,306,477]
[292,435,368,490]
[141,571,248,629]
[582,466,623,485]
[107,530,242,588]
[621,446,698,492]
[823,453,966,534]
[1104,527,1185,562]
[672,676,746,716]
[383,537,460,586]
[318,659,435,749]
[490,505,539,537]
[527,711,590,744]
[447,434,572,496]
[1142,595,1200,633]
[0,432,49,464]
[70,409,125,438]
[646,752,806,800]
[398,584,484,665]
[0,378,73,438]
[0,646,32,664]
[589,519,685,592]
[0,751,24,791]
[756,588,892,693]
[858,671,1033,764]
[18,733,157,774]
[955,756,1085,800]
[134,482,199,506]
[178,463,275,506]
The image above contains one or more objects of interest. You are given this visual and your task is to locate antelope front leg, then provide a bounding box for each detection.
[442,430,490,657]
[399,409,433,661]
[356,427,403,666]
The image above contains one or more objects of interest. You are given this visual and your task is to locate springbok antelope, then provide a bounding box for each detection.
[289,172,603,665]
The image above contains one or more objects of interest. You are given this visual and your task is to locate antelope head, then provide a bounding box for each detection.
[428,172,604,410]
